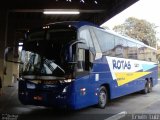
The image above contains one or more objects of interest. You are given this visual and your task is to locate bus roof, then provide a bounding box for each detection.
[43,21,156,51]
[47,21,100,29]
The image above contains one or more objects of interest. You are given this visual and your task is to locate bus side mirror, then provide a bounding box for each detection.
[4,47,23,64]
[4,47,23,75]
[4,47,12,62]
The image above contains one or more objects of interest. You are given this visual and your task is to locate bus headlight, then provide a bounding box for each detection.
[64,79,72,83]
[27,83,36,89]
[59,79,74,83]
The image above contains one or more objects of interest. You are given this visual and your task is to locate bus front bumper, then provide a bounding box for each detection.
[18,90,75,109]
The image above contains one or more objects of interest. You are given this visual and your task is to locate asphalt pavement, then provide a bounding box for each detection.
[0,81,160,120]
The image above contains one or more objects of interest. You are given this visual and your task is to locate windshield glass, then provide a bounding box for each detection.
[21,24,77,78]
[21,51,66,77]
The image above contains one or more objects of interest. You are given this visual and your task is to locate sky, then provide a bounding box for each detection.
[101,0,160,37]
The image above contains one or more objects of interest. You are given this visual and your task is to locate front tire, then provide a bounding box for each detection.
[98,86,107,109]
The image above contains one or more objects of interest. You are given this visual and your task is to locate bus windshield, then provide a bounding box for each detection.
[21,24,77,78]
[21,51,65,77]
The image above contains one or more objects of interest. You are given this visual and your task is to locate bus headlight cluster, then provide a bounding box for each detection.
[60,79,73,83]
[64,79,72,83]
[27,83,36,89]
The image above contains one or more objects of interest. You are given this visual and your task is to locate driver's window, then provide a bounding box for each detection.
[77,48,85,72]
[76,28,95,74]
[77,48,94,72]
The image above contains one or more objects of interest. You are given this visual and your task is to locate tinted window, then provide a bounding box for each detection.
[137,44,145,60]
[79,29,93,48]
[93,28,156,62]
[145,47,152,61]
[122,39,128,58]
[115,37,123,58]
[94,29,115,56]
[151,50,157,62]
[127,41,137,59]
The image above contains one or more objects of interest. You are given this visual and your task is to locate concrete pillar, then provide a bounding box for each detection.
[4,13,19,86]
[0,9,8,86]
[0,9,19,87]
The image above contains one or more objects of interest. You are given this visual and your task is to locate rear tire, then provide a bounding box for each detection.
[148,80,152,93]
[98,86,108,109]
[142,80,150,94]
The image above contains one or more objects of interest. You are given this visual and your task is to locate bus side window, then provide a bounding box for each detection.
[115,37,123,58]
[77,48,94,72]
[77,48,85,72]
[152,50,157,62]
[122,39,128,59]
[127,41,137,59]
[144,47,152,61]
[137,44,145,61]
[94,30,115,56]
[79,29,94,48]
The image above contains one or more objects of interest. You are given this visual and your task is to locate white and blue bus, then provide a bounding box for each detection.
[18,21,158,110]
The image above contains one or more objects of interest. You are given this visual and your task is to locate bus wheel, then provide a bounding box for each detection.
[142,80,149,94]
[148,80,152,93]
[98,86,107,109]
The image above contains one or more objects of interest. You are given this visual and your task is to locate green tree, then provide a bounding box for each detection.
[113,17,157,48]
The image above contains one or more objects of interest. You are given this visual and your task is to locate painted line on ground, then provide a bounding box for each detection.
[104,111,127,120]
